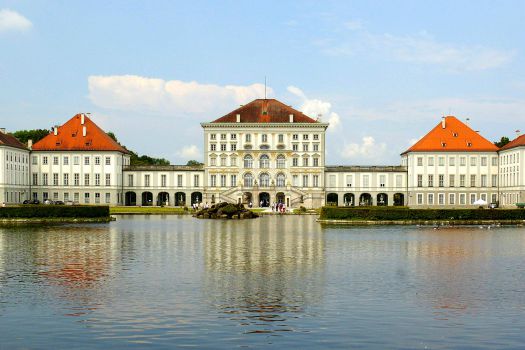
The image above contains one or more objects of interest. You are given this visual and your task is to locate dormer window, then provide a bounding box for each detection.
[441,142,446,147]
[467,142,472,147]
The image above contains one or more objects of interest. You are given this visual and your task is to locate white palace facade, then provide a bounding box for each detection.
[1,98,524,208]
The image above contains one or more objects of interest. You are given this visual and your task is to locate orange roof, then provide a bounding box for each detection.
[402,116,498,154]
[32,114,129,153]
[499,134,525,151]
[0,130,27,150]
[211,99,319,123]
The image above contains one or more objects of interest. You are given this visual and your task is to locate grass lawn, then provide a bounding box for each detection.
[110,206,190,215]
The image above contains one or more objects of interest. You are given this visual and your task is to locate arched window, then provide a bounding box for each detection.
[259,154,270,168]
[276,173,285,187]
[244,173,253,187]
[259,173,270,187]
[276,155,286,168]
[244,155,253,168]
[230,156,237,166]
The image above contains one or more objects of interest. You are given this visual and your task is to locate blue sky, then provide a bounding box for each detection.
[1,1,524,164]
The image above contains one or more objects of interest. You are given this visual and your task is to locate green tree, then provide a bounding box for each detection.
[494,136,510,148]
[186,160,203,166]
[11,129,50,144]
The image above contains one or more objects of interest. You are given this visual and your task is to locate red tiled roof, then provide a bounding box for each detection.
[211,99,319,123]
[32,114,129,153]
[402,116,498,154]
[499,134,525,151]
[0,130,28,150]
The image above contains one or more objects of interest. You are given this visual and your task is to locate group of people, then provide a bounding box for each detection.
[191,202,209,211]
[271,202,287,213]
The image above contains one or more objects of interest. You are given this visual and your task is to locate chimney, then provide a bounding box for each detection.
[0,128,5,134]
[236,114,241,123]
[441,117,446,129]
[27,139,33,149]
[82,126,87,137]
[81,113,85,125]
[289,114,294,123]
[54,126,58,136]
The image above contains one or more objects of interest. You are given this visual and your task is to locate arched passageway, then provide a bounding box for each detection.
[359,193,372,206]
[142,192,153,206]
[191,192,202,205]
[125,192,136,206]
[243,192,253,206]
[175,192,186,206]
[157,192,170,206]
[327,193,338,206]
[259,192,270,207]
[377,193,388,206]
[276,192,285,204]
[393,193,404,206]
[343,193,355,206]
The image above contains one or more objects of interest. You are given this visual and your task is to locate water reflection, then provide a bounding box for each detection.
[202,216,325,334]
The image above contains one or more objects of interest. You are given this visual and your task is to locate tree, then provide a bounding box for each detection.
[10,129,50,144]
[494,136,510,148]
[186,160,204,166]
[106,131,171,165]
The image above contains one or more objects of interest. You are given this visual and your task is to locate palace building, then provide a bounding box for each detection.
[1,98,524,208]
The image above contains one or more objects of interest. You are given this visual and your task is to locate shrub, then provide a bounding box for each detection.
[0,205,110,218]
[320,207,525,221]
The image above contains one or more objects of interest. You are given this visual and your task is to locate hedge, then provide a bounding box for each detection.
[0,205,110,218]
[320,207,525,221]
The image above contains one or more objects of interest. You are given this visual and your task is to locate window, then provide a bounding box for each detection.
[492,174,497,187]
[292,158,298,167]
[276,155,286,168]
[220,175,226,187]
[177,175,183,187]
[470,193,476,204]
[261,134,268,143]
[243,173,253,187]
[278,134,284,143]
[449,174,455,187]
[210,134,216,140]
[74,156,79,165]
[32,156,37,165]
[52,173,58,186]
[328,175,336,187]
[43,156,48,165]
[303,134,309,140]
[105,193,111,204]
[210,175,217,187]
[481,175,487,187]
[159,174,166,187]
[293,134,298,140]
[449,157,455,166]
[53,157,59,165]
[63,173,69,186]
[128,174,134,186]
[244,155,253,168]
[220,157,227,166]
[481,157,487,166]
[438,174,444,187]
[259,173,270,187]
[313,175,319,187]
[94,173,100,186]
[144,174,150,187]
[313,144,319,152]
[276,173,285,187]
[470,175,476,187]
[84,157,90,165]
[313,158,319,166]
[64,193,69,201]
[32,173,38,185]
[221,134,226,140]
[428,174,434,187]
[220,144,227,151]
[84,193,90,204]
[417,157,423,166]
[292,144,298,151]
[105,157,111,165]
[303,144,309,152]
[194,175,199,187]
[460,193,466,205]
[313,134,319,140]
[362,175,370,187]
[210,144,216,151]
[438,193,445,205]
[230,175,237,187]
[210,157,216,166]
[95,192,101,204]
[417,174,423,187]
[303,157,309,167]
[231,134,237,140]
[95,156,100,165]
[74,173,80,186]
[470,157,477,166]
[417,193,423,205]
[428,157,434,166]
[438,157,445,166]
[42,173,48,185]
[460,157,466,166]
[292,175,298,186]
[492,157,498,166]
[302,175,309,187]
[231,144,237,151]
[428,193,434,205]
[396,175,402,188]
[259,154,269,168]
[84,174,90,186]
[460,174,465,187]
[63,156,69,165]
[104,174,111,186]
[379,175,386,187]
[245,134,251,142]
[230,156,237,166]
[449,193,455,205]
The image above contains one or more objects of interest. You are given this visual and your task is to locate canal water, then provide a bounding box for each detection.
[0,215,524,349]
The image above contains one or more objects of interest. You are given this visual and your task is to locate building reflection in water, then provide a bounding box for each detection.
[202,216,325,334]
[404,226,525,319]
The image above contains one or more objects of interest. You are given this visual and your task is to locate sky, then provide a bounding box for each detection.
[1,1,524,165]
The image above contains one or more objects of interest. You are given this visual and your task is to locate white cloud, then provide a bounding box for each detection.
[88,75,272,115]
[176,145,201,160]
[318,21,513,71]
[0,9,32,33]
[286,86,341,131]
[341,136,386,159]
